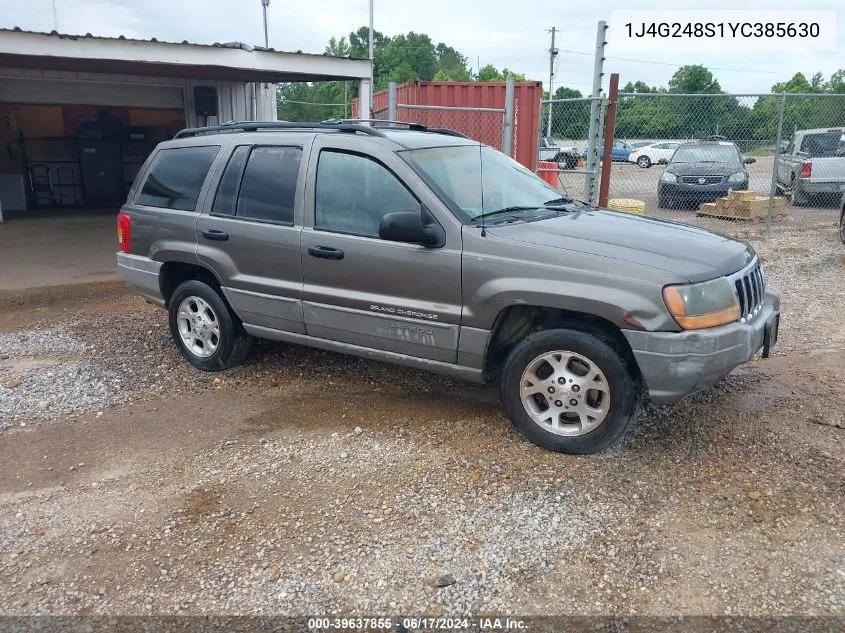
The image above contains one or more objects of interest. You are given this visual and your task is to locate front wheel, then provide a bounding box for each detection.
[499,328,639,454]
[168,280,253,371]
[636,155,652,168]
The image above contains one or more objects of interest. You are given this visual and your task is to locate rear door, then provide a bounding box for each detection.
[196,135,308,334]
[299,135,463,362]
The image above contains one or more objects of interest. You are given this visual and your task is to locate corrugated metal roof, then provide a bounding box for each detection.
[0,26,368,61]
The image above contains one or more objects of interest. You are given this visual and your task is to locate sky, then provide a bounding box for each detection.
[2,0,843,94]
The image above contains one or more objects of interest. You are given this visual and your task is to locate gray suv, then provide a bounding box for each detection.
[117,121,780,454]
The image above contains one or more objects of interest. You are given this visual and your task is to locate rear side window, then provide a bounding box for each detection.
[211,145,301,224]
[237,147,300,223]
[136,146,219,211]
[211,146,250,215]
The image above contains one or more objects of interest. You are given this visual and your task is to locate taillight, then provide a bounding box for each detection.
[800,161,812,179]
[117,212,131,253]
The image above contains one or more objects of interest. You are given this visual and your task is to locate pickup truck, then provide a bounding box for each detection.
[776,128,845,206]
[537,137,579,170]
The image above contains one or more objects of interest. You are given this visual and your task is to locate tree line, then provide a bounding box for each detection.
[278,27,845,146]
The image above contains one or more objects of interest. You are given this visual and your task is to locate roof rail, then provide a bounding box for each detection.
[173,120,388,139]
[322,119,469,139]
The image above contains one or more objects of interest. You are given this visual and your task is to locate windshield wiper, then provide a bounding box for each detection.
[543,196,573,206]
[471,206,545,222]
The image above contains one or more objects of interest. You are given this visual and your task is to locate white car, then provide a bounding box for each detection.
[628,141,682,168]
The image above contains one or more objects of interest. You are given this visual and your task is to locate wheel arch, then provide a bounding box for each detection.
[159,261,224,308]
[483,304,644,388]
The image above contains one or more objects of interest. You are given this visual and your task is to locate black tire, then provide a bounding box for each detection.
[499,328,639,454]
[792,188,810,207]
[168,280,253,371]
[657,192,671,209]
[636,155,652,168]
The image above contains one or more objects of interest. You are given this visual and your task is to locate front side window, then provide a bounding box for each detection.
[404,145,559,221]
[315,151,418,237]
[136,146,219,211]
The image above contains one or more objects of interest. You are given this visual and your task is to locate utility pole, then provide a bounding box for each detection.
[546,27,557,137]
[261,0,270,48]
[368,0,374,116]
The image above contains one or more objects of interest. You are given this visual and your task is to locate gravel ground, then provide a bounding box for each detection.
[0,211,843,619]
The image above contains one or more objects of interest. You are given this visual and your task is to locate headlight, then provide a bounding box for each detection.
[660,171,677,183]
[727,171,746,183]
[663,277,740,329]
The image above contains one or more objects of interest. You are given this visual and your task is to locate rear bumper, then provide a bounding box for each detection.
[117,252,164,306]
[794,179,845,195]
[623,292,780,404]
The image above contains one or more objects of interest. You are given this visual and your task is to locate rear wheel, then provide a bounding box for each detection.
[636,155,652,168]
[168,280,253,371]
[499,328,639,454]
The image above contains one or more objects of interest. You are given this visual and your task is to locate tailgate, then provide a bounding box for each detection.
[809,157,845,183]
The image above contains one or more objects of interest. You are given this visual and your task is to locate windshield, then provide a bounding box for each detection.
[403,145,561,221]
[800,132,845,157]
[671,144,740,164]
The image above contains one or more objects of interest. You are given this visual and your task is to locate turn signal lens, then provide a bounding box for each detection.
[663,277,741,330]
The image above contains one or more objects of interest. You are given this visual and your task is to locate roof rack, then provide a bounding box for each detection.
[322,119,469,139]
[173,120,389,139]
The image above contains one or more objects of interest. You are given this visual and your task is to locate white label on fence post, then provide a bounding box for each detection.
[609,10,837,52]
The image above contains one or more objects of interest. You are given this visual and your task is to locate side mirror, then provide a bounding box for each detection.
[743,157,756,164]
[379,206,445,247]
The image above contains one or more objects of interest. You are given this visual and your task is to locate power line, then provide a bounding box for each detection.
[555,48,782,75]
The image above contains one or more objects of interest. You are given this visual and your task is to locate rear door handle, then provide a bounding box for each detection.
[202,229,229,241]
[308,245,344,260]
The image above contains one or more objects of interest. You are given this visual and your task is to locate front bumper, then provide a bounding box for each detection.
[623,291,780,404]
[659,180,747,204]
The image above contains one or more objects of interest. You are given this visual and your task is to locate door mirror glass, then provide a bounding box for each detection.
[379,206,445,247]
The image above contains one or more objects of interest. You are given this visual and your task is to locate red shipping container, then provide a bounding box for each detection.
[352,80,542,170]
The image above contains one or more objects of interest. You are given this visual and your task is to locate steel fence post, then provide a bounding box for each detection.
[583,20,608,204]
[503,76,515,156]
[387,82,397,124]
[767,93,787,236]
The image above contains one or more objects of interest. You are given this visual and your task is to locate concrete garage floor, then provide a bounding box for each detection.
[0,211,119,291]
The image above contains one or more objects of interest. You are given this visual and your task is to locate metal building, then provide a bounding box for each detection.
[0,28,371,219]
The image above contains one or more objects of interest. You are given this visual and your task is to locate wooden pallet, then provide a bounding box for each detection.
[697,190,788,221]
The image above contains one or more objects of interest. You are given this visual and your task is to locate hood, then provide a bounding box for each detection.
[666,161,744,176]
[486,209,753,282]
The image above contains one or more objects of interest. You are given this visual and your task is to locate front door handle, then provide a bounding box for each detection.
[202,229,229,241]
[308,245,344,260]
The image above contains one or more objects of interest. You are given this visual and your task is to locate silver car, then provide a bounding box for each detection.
[117,121,780,454]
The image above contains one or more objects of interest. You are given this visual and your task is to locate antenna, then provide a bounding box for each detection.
[52,0,59,30]
[478,142,486,237]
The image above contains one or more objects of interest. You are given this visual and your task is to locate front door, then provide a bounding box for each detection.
[300,137,462,363]
[196,140,306,334]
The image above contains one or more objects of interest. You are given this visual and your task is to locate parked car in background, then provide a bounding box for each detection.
[658,140,755,208]
[776,128,845,206]
[628,141,682,168]
[117,120,779,455]
[584,139,632,163]
[538,136,579,170]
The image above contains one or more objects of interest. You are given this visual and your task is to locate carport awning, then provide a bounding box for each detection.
[0,28,372,83]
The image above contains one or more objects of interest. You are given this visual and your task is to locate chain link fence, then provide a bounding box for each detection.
[595,92,845,230]
[537,97,605,203]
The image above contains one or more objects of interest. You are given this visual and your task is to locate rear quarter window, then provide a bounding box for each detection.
[135,145,219,211]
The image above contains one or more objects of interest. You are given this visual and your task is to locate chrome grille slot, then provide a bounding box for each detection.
[729,257,765,323]
[681,175,724,185]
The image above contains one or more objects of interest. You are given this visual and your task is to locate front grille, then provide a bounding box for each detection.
[731,261,765,322]
[681,175,724,185]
